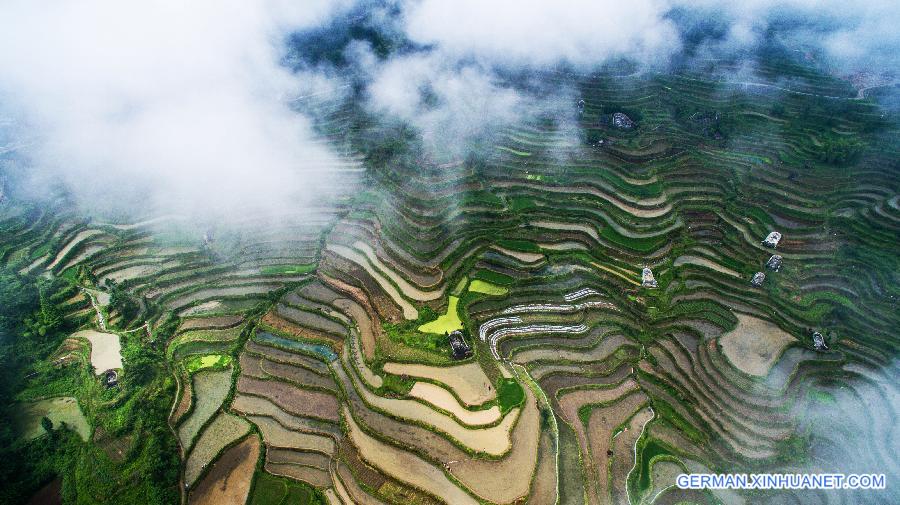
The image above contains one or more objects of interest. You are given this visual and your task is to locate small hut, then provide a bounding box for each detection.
[104,370,119,388]
[750,272,766,287]
[448,331,472,360]
[762,231,782,248]
[612,112,635,129]
[812,331,828,351]
[766,254,783,272]
[641,267,658,288]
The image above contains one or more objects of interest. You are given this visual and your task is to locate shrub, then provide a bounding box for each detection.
[497,378,525,414]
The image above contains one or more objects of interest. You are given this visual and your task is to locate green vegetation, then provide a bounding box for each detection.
[260,263,316,276]
[16,397,91,441]
[496,378,525,414]
[470,269,514,286]
[382,326,448,359]
[468,280,508,296]
[109,285,140,325]
[496,146,532,157]
[378,372,415,397]
[22,282,63,339]
[184,354,233,373]
[382,307,452,362]
[495,239,540,253]
[650,399,707,445]
[773,430,812,465]
[807,389,837,405]
[816,134,865,165]
[418,296,463,334]
[250,472,326,505]
[0,265,180,503]
[636,439,673,493]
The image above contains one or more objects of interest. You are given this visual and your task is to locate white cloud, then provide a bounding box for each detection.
[364,50,531,158]
[2,0,897,224]
[403,0,682,68]
[0,0,352,222]
[675,0,900,69]
[399,0,900,71]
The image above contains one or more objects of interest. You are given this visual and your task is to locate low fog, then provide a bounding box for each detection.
[0,0,353,224]
[316,0,900,165]
[1,0,898,222]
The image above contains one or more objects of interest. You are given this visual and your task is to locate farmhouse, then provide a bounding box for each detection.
[105,370,118,387]
[612,112,635,129]
[812,331,828,351]
[448,330,472,360]
[762,231,782,248]
[766,254,783,271]
[750,272,766,287]
[641,267,658,288]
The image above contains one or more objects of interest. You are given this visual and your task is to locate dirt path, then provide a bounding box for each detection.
[81,288,107,331]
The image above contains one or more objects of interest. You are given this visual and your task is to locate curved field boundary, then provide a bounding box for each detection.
[343,406,479,505]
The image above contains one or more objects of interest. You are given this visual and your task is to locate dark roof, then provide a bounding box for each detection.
[448,330,471,359]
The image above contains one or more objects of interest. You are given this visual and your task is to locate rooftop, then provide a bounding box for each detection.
[812,331,828,351]
[448,330,472,359]
[750,272,766,287]
[612,112,635,129]
[641,267,658,288]
[762,231,782,248]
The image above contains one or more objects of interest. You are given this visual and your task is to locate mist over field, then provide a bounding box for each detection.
[1,0,898,224]
[0,0,354,225]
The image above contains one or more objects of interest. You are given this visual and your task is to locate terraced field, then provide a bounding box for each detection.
[2,55,898,505]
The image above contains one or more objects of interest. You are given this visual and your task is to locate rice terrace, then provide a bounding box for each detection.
[0,1,899,505]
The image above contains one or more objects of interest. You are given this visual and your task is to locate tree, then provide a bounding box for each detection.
[0,270,38,337]
[23,281,62,339]
[818,135,865,166]
[40,416,53,436]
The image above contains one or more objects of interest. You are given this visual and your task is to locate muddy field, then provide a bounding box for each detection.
[179,369,234,448]
[189,435,259,505]
[184,413,251,486]
[237,376,340,422]
[73,329,122,374]
[408,382,500,425]
[17,397,90,441]
[383,361,495,406]
[344,407,478,505]
[718,313,796,377]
